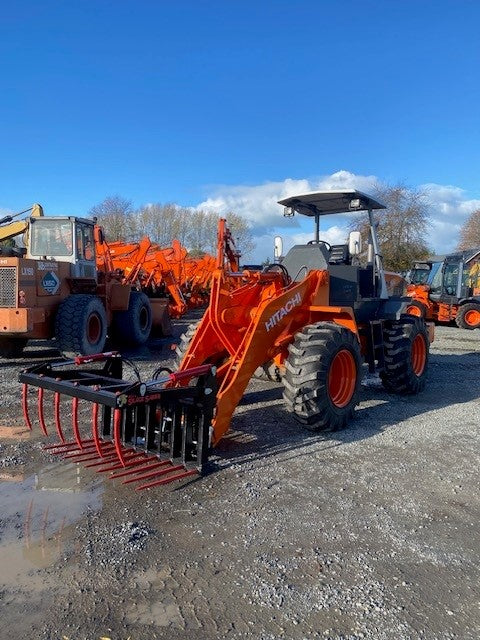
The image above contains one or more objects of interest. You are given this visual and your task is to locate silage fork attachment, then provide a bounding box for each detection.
[19,353,217,490]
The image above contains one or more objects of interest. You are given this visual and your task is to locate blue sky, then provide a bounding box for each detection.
[1,1,479,261]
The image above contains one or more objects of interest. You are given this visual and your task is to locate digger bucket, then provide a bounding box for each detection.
[19,353,217,490]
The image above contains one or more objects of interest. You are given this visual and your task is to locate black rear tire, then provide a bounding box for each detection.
[455,303,480,330]
[283,322,362,431]
[112,291,153,346]
[55,294,107,356]
[380,315,429,394]
[0,337,28,358]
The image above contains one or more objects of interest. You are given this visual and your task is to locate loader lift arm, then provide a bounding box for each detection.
[174,264,356,444]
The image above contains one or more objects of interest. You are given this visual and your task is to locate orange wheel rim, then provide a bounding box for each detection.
[87,314,102,344]
[328,349,357,408]
[464,309,480,327]
[411,334,427,376]
[406,304,422,317]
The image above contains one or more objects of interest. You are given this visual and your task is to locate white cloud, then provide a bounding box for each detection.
[196,171,480,261]
[428,219,463,253]
[420,182,480,217]
[197,171,378,232]
[418,183,480,254]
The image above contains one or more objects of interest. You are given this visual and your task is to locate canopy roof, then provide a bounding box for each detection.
[278,190,386,217]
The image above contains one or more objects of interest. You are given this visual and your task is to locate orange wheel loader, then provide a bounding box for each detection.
[19,190,432,489]
[405,249,480,329]
[0,211,168,357]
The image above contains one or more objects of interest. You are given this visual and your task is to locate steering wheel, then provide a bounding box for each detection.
[307,240,331,250]
[262,263,291,285]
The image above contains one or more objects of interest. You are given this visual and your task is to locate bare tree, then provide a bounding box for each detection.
[186,210,217,254]
[224,212,255,258]
[136,203,190,247]
[457,208,480,250]
[89,196,255,259]
[349,183,431,272]
[186,209,255,259]
[89,196,135,241]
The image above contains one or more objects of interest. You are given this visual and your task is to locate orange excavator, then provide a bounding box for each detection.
[100,222,239,317]
[20,190,431,489]
[102,237,188,318]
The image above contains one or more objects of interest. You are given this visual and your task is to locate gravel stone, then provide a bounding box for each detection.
[0,321,478,640]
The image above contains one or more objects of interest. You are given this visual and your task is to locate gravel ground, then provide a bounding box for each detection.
[0,320,479,640]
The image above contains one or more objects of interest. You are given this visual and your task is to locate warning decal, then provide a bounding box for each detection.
[41,271,60,295]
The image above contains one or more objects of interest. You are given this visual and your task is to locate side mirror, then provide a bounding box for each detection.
[348,231,362,256]
[274,236,283,261]
[283,206,295,218]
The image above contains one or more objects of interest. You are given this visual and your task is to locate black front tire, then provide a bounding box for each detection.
[0,337,28,358]
[112,291,153,346]
[283,322,362,431]
[254,361,282,382]
[55,294,107,356]
[405,300,427,318]
[380,315,429,394]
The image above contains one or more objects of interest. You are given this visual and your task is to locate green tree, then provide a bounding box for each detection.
[349,183,431,272]
[457,208,480,250]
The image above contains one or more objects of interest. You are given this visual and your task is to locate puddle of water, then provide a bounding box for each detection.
[0,460,104,591]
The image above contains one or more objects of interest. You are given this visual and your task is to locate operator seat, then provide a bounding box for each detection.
[280,244,330,282]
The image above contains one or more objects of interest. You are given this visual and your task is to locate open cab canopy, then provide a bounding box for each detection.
[278,189,386,217]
